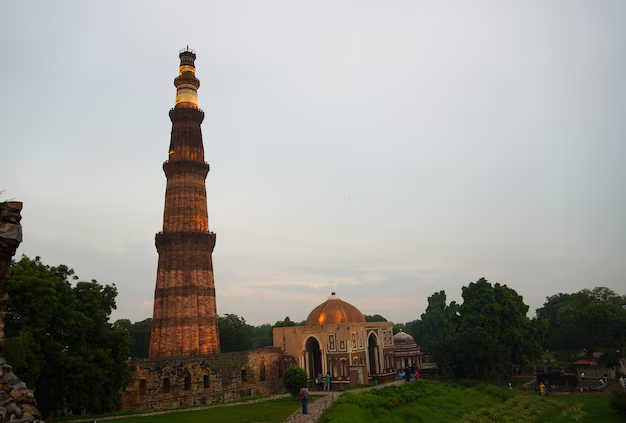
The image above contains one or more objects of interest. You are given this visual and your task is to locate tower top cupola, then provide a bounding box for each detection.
[174,46,200,109]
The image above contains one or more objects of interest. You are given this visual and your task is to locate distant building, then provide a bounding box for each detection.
[273,293,396,387]
[393,330,424,370]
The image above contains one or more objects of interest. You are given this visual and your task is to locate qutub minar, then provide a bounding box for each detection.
[149,47,220,358]
[121,49,284,410]
[121,48,405,410]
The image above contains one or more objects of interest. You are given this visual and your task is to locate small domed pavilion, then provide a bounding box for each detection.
[393,330,424,370]
[273,293,396,388]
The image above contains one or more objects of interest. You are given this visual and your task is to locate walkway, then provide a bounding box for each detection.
[284,380,404,423]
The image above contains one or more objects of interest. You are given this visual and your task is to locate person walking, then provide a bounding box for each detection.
[324,371,332,391]
[299,386,309,414]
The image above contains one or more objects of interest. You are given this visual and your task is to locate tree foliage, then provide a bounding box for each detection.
[113,318,152,358]
[273,316,305,327]
[282,367,307,397]
[218,313,254,353]
[535,293,573,350]
[4,256,132,418]
[249,323,273,348]
[420,278,545,380]
[364,314,387,322]
[536,287,626,356]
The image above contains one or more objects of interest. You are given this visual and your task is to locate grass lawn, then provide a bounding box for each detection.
[320,380,621,423]
[115,397,308,423]
[321,381,516,423]
[537,395,623,423]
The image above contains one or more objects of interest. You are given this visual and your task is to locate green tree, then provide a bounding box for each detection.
[536,293,574,351]
[556,287,626,355]
[458,278,545,369]
[282,367,307,397]
[249,323,273,348]
[4,256,132,418]
[273,316,305,327]
[218,314,254,352]
[419,279,545,380]
[113,317,152,358]
[364,314,387,322]
[420,290,460,353]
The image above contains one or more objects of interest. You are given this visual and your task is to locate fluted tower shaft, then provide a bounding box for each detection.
[149,48,220,358]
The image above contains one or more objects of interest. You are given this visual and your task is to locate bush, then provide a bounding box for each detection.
[609,391,626,416]
[282,367,307,397]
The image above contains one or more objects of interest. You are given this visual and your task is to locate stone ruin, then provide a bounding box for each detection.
[0,201,44,423]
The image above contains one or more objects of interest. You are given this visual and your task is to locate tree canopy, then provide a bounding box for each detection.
[113,318,152,358]
[537,287,626,356]
[419,278,545,380]
[218,313,254,352]
[5,256,132,418]
[364,314,387,322]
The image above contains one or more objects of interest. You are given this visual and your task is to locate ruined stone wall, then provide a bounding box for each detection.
[0,201,44,423]
[121,347,285,410]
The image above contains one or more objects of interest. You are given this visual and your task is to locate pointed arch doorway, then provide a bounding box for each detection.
[304,337,322,379]
[368,332,380,377]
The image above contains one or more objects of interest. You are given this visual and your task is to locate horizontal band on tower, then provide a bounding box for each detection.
[169,107,204,123]
[155,231,216,252]
[154,286,216,298]
[152,316,219,329]
[163,160,210,178]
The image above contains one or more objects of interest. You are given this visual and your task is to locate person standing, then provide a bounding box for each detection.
[581,371,585,381]
[619,376,625,389]
[324,371,332,391]
[299,386,309,414]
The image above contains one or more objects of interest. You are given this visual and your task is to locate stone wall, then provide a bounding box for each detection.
[0,201,44,423]
[121,347,285,410]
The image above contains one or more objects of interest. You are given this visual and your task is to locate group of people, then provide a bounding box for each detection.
[396,366,420,382]
[315,372,332,391]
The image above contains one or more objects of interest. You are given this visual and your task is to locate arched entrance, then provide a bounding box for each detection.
[304,337,322,379]
[368,333,379,376]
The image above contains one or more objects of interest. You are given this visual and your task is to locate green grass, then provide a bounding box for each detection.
[51,393,292,422]
[537,395,623,423]
[320,380,620,423]
[102,396,307,423]
[321,381,516,423]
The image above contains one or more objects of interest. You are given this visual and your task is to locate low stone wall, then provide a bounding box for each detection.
[121,347,284,410]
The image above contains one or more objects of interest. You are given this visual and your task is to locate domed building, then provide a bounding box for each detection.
[273,293,396,388]
[393,330,424,370]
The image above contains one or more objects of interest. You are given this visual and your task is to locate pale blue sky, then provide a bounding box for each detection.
[1,1,624,325]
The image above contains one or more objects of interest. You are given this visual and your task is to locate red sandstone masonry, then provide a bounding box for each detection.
[148,53,220,358]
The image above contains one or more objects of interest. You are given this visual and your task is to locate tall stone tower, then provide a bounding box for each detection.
[149,47,220,358]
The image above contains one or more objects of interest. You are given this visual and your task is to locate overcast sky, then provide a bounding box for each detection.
[1,1,624,326]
